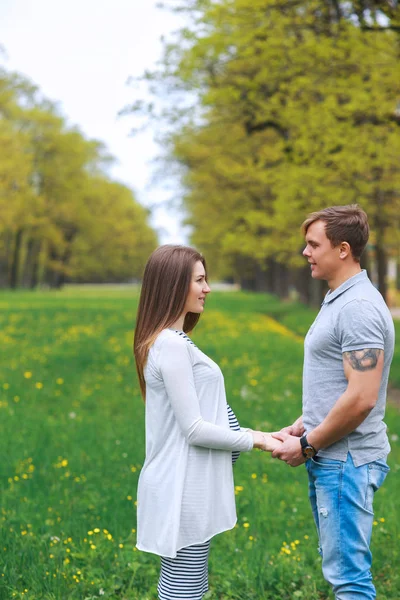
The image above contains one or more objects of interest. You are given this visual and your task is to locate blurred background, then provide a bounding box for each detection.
[0,0,399,303]
[1,3,400,598]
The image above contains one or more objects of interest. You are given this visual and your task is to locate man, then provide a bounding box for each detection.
[272,205,394,600]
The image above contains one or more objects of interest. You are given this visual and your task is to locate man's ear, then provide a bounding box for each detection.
[339,241,351,259]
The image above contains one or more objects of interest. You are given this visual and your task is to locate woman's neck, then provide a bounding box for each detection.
[170,315,185,331]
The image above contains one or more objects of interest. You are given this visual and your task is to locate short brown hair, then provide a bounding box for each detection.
[302,204,369,262]
[134,245,206,397]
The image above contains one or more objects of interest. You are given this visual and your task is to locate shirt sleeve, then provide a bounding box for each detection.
[158,335,254,452]
[336,299,386,353]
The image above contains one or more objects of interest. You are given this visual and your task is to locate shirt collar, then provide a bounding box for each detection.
[322,269,368,305]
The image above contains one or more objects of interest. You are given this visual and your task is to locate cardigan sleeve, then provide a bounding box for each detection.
[158,336,254,452]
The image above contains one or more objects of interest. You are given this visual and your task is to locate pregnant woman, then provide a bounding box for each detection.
[134,244,280,600]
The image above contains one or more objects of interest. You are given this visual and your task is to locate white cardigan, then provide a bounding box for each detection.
[136,329,254,558]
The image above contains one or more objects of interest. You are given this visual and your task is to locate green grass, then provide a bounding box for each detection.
[0,289,399,599]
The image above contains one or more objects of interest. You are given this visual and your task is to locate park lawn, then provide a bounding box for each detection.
[0,289,398,600]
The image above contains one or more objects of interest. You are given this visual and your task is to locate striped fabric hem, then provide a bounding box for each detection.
[158,541,211,600]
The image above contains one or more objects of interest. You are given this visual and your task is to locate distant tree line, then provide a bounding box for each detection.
[126,0,400,303]
[0,65,157,289]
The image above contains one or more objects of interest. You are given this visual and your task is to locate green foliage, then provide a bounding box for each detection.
[0,67,157,289]
[128,0,400,290]
[0,288,398,599]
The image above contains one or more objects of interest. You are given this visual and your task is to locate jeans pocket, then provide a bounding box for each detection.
[365,459,390,512]
[311,456,342,470]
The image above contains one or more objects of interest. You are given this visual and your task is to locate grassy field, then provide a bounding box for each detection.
[0,289,399,600]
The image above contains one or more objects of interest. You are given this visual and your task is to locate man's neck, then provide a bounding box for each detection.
[327,264,362,292]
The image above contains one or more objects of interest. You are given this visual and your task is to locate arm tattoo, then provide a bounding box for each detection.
[343,349,382,372]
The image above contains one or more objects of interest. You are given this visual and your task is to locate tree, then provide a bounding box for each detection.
[0,65,157,288]
[126,0,400,300]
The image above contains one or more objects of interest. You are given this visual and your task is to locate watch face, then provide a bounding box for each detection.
[304,446,315,459]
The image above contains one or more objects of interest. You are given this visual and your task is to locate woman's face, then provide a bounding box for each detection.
[183,260,211,315]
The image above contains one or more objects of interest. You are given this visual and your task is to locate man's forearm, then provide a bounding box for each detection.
[307,389,374,451]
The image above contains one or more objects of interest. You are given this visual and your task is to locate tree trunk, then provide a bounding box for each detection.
[44,246,60,288]
[271,261,290,298]
[375,243,387,302]
[21,238,42,288]
[374,190,388,302]
[9,228,24,289]
[360,246,370,274]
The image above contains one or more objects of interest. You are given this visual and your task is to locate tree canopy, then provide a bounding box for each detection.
[0,66,157,288]
[127,0,400,300]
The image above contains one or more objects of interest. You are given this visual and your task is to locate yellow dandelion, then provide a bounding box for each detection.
[379,517,385,523]
[127,495,132,501]
[93,528,100,533]
[56,378,64,385]
[35,382,43,389]
[251,473,257,479]
[90,544,96,550]
[24,372,32,379]
[119,543,124,548]
[243,522,250,528]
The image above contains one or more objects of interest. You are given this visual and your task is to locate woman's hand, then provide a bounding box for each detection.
[251,431,283,452]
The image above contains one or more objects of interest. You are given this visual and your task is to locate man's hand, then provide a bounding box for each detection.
[272,415,304,438]
[271,431,306,467]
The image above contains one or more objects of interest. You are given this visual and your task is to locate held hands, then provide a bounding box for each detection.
[271,431,305,467]
[251,430,283,453]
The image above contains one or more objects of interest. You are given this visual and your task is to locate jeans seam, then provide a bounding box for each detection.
[338,462,344,581]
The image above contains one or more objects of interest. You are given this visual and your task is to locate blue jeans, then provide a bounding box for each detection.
[306,453,389,600]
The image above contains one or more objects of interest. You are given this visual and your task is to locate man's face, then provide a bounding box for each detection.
[303,220,341,281]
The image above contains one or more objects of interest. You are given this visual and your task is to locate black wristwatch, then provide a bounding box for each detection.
[300,435,317,459]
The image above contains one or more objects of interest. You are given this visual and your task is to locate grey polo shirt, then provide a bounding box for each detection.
[303,270,394,466]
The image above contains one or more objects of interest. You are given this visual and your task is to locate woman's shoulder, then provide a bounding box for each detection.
[148,329,195,370]
[152,329,194,353]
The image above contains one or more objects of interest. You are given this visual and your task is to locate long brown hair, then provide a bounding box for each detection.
[134,245,207,398]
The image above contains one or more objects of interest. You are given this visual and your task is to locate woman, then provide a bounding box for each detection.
[134,245,280,600]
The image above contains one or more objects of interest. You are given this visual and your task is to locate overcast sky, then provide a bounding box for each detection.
[0,0,187,243]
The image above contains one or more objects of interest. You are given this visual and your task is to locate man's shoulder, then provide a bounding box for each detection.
[336,277,387,314]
